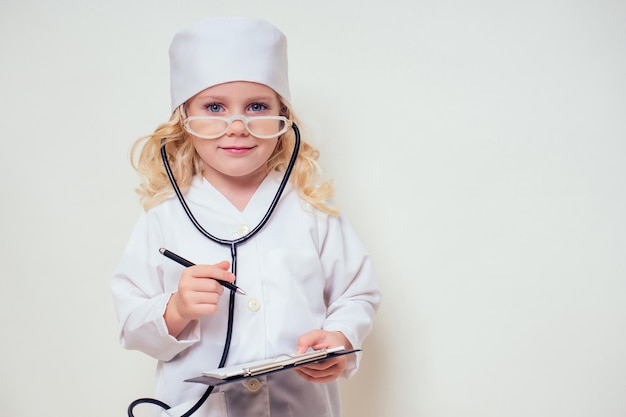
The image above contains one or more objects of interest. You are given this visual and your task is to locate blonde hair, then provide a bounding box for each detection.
[130,101,338,215]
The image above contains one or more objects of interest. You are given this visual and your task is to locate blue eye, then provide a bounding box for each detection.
[248,102,268,112]
[204,103,223,112]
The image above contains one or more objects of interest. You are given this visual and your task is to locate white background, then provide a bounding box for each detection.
[1,1,625,416]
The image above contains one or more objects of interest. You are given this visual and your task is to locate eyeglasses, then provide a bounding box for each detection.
[183,115,291,139]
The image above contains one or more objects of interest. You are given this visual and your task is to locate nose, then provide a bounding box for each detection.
[226,117,248,137]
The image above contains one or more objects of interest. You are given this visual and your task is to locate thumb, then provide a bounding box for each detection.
[215,260,231,271]
[296,330,324,354]
[213,260,235,283]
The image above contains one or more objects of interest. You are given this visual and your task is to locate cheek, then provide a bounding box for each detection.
[191,140,218,169]
[262,139,280,157]
[191,137,213,154]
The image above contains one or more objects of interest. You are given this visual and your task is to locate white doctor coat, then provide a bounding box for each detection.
[112,172,381,417]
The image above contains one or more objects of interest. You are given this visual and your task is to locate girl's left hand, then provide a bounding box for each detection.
[293,329,353,383]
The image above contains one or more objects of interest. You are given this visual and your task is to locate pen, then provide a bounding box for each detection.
[159,248,247,295]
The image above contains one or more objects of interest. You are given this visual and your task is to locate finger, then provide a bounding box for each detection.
[190,264,237,283]
[296,330,327,353]
[294,364,341,383]
[179,277,225,296]
[196,279,226,294]
[188,290,222,304]
[184,302,220,317]
[172,289,222,319]
[298,357,341,372]
[176,286,221,309]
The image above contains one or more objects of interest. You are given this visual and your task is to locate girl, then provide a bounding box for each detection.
[112,16,381,417]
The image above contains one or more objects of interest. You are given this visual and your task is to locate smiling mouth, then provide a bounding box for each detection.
[221,146,255,154]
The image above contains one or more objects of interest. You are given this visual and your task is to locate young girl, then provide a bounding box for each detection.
[112,17,381,417]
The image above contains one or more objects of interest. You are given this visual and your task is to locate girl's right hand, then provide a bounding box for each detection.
[164,260,235,337]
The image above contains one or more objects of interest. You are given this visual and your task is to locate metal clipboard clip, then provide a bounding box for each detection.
[243,347,339,377]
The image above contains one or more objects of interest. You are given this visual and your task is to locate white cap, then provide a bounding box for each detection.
[169,17,291,112]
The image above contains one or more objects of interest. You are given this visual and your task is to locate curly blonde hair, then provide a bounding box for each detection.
[130,101,338,215]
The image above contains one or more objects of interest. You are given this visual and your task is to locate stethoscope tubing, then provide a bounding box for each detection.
[160,123,301,247]
[128,123,301,417]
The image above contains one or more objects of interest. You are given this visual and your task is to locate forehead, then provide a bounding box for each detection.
[190,81,280,102]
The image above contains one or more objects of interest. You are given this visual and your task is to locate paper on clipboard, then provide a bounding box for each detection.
[202,346,346,379]
[186,347,361,386]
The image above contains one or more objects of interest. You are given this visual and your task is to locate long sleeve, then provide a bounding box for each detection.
[318,213,381,377]
[111,211,201,361]
[111,175,381,415]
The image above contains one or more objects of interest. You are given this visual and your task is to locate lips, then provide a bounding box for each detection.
[220,146,255,155]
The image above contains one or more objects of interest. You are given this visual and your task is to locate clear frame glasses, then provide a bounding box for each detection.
[183,115,291,139]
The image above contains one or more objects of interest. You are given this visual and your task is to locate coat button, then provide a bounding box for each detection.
[245,378,261,392]
[247,298,261,312]
[236,224,250,236]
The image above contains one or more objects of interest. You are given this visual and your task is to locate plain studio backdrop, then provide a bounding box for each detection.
[1,1,624,416]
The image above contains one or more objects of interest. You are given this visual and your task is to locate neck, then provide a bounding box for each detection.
[202,168,269,211]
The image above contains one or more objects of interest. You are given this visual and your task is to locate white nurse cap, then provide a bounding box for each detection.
[168,17,291,112]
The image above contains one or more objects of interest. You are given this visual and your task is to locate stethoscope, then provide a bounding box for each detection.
[127,122,301,417]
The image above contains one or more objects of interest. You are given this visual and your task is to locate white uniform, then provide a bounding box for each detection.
[112,172,381,417]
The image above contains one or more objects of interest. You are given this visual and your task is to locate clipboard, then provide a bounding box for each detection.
[185,346,360,386]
